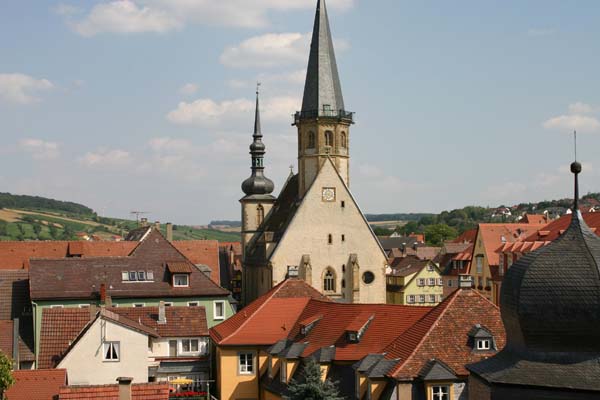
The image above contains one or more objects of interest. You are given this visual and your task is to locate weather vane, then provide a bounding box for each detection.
[573,130,577,161]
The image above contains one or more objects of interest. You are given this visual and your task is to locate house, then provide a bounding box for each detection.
[240,0,388,305]
[0,269,34,369]
[29,227,234,365]
[517,213,548,224]
[386,256,444,306]
[39,303,211,390]
[436,229,476,297]
[358,285,505,400]
[209,278,432,400]
[219,242,242,302]
[467,163,600,399]
[467,223,545,304]
[59,378,169,400]
[4,368,67,400]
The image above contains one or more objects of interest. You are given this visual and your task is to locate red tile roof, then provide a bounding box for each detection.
[5,369,67,400]
[29,230,228,301]
[173,240,221,284]
[210,278,328,346]
[385,289,505,379]
[58,382,169,400]
[107,306,209,337]
[453,229,477,244]
[291,301,431,361]
[0,320,14,358]
[519,213,549,224]
[476,223,546,267]
[38,308,92,369]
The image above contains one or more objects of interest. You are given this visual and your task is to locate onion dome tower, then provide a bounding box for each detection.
[500,161,600,354]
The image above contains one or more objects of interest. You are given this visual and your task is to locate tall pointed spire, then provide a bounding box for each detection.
[571,130,582,213]
[241,85,274,196]
[300,0,346,116]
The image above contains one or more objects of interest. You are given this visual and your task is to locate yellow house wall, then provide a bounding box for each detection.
[369,379,387,400]
[401,264,443,306]
[320,364,330,381]
[216,346,268,400]
[359,375,368,399]
[470,229,494,302]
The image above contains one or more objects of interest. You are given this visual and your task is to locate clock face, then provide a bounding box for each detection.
[322,187,336,202]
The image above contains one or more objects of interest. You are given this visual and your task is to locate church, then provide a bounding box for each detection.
[240,0,388,305]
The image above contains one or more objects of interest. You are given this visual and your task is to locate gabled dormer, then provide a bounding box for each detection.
[468,324,496,351]
[299,314,323,336]
[346,313,374,343]
[167,261,193,287]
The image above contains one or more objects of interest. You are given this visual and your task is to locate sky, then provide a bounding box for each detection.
[2,0,600,225]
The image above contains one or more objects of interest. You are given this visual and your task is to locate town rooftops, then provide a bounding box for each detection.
[39,305,209,369]
[29,229,228,301]
[0,269,34,362]
[474,223,546,267]
[210,278,328,345]
[59,382,169,400]
[384,288,505,380]
[4,369,67,400]
[388,256,432,277]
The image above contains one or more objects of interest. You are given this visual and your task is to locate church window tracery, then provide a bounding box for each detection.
[323,268,336,292]
[325,130,334,147]
[341,132,347,148]
[308,131,316,148]
[256,204,265,226]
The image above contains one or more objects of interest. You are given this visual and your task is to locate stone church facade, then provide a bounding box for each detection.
[240,0,388,305]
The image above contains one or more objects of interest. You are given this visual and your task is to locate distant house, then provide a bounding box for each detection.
[386,256,443,306]
[29,228,234,365]
[219,242,242,303]
[39,303,211,390]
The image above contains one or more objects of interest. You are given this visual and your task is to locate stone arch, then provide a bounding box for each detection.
[322,267,336,293]
[256,204,265,226]
[308,131,316,148]
[325,130,334,147]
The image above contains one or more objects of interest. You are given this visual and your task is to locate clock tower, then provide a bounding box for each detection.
[294,0,353,198]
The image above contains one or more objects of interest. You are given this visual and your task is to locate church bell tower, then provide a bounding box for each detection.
[294,0,354,197]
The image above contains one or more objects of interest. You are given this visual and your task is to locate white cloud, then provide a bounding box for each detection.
[568,102,595,114]
[543,114,600,132]
[179,83,199,96]
[19,139,60,160]
[167,95,300,126]
[65,0,355,36]
[0,73,54,105]
[80,148,132,167]
[72,0,181,36]
[220,33,310,68]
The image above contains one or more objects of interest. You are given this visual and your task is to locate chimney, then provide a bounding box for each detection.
[100,283,112,307]
[287,265,299,278]
[140,217,148,227]
[154,221,161,231]
[158,301,167,324]
[12,318,19,369]
[166,222,173,242]
[89,304,98,320]
[116,377,133,400]
[459,274,474,289]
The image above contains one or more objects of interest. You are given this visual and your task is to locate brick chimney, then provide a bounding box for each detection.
[459,274,474,289]
[166,223,173,242]
[116,377,133,400]
[154,221,161,231]
[140,218,148,227]
[158,301,167,325]
[100,283,112,307]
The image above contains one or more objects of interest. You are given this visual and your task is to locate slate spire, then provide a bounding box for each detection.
[300,0,345,115]
[241,86,274,196]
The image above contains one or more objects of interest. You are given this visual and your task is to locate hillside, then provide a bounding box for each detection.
[0,193,239,242]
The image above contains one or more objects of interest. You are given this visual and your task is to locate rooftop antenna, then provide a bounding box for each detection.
[130,211,150,225]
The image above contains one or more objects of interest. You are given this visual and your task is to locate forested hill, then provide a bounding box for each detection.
[0,192,94,216]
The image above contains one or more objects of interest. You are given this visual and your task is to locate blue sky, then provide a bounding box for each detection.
[1,0,600,224]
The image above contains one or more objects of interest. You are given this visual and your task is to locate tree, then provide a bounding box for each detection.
[287,358,343,400]
[423,223,458,246]
[0,351,14,399]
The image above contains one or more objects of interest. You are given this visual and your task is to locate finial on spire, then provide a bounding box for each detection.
[571,130,582,212]
[254,83,262,136]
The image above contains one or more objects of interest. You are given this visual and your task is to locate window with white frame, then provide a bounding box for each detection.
[417,278,425,287]
[238,352,254,374]
[180,338,200,354]
[476,339,491,350]
[419,295,425,303]
[476,256,483,274]
[438,278,443,286]
[164,302,173,307]
[103,342,120,361]
[429,295,436,303]
[428,278,435,286]
[431,385,450,400]
[133,303,145,307]
[188,301,199,307]
[214,301,226,320]
[427,264,434,272]
[173,274,189,287]
[407,295,415,304]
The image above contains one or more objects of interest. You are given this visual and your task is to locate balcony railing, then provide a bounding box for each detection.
[294,109,354,124]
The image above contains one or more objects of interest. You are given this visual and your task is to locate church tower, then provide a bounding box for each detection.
[294,0,353,197]
[240,88,275,261]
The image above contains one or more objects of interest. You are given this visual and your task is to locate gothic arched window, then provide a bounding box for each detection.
[256,204,265,226]
[341,132,347,148]
[323,268,336,292]
[325,131,334,147]
[308,131,316,149]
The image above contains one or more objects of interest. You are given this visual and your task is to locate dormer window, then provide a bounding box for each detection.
[346,314,374,343]
[468,324,496,352]
[476,339,491,350]
[300,315,323,336]
[173,274,189,287]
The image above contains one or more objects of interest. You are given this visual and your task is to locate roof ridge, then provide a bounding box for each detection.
[387,289,463,377]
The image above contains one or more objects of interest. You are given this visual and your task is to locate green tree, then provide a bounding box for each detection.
[287,358,343,400]
[0,351,15,399]
[423,223,458,246]
[32,223,42,237]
